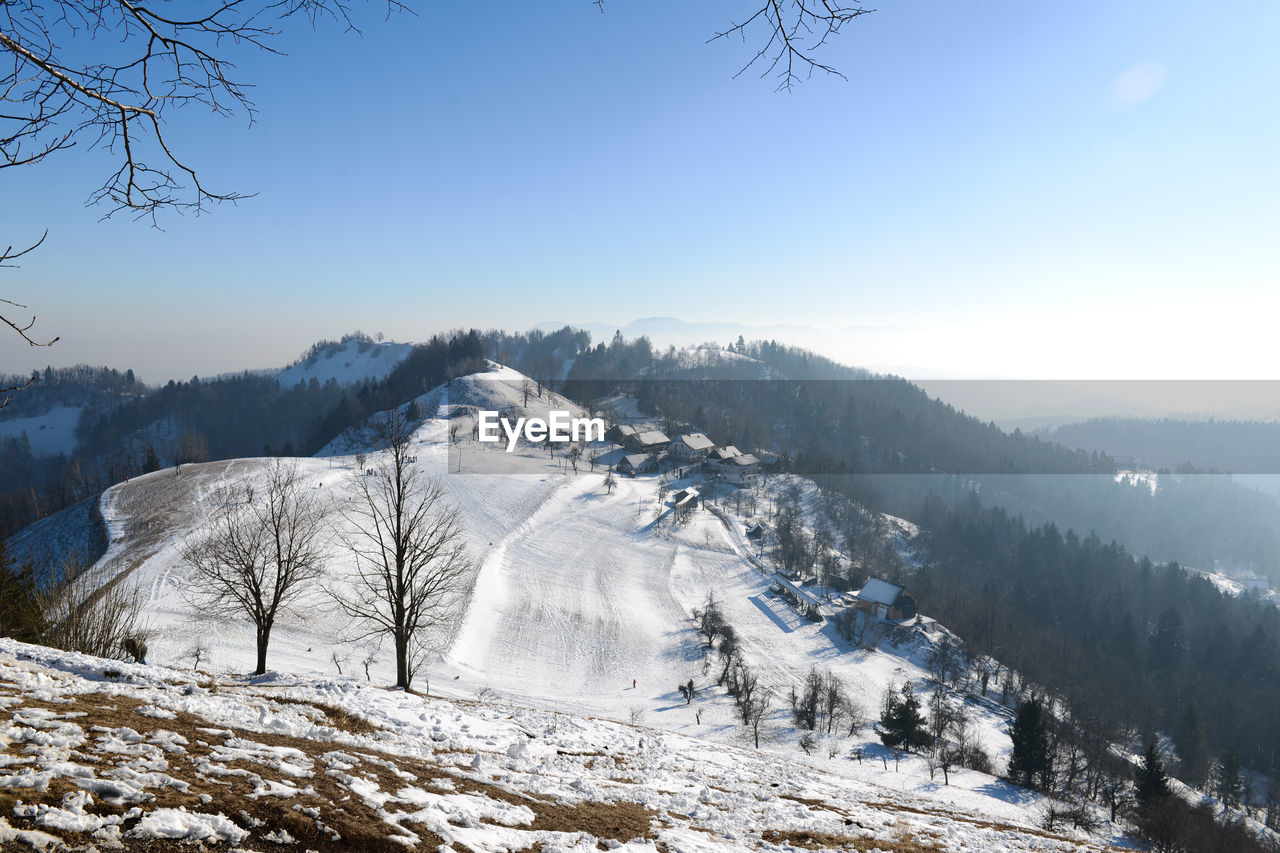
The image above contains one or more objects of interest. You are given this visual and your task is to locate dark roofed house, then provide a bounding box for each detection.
[625,430,671,453]
[746,523,767,541]
[852,577,918,621]
[669,432,716,462]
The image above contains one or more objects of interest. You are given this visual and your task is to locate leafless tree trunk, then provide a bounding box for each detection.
[334,408,471,690]
[748,689,772,748]
[183,458,328,675]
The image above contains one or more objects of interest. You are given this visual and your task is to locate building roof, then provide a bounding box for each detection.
[857,577,905,606]
[712,446,741,460]
[675,433,716,452]
[633,430,670,446]
[610,424,638,437]
[673,487,700,507]
[727,453,760,467]
[620,453,651,469]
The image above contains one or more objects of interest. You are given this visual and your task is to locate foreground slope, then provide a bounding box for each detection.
[0,639,1124,853]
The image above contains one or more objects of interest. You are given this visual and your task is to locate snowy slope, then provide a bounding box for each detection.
[276,338,414,388]
[0,404,82,457]
[4,361,1138,850]
[0,638,1124,853]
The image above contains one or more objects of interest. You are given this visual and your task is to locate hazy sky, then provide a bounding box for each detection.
[3,1,1278,382]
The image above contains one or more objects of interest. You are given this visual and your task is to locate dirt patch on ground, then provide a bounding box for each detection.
[762,828,946,852]
[528,799,653,840]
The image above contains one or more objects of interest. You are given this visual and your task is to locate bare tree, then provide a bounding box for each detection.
[183,458,328,675]
[335,408,471,690]
[747,687,772,748]
[38,553,147,660]
[712,2,871,92]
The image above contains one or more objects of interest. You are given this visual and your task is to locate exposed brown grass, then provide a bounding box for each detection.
[762,827,946,852]
[0,686,656,852]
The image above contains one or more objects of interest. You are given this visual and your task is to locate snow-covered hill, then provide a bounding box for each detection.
[0,638,1122,852]
[2,362,1137,850]
[317,361,591,463]
[276,337,414,389]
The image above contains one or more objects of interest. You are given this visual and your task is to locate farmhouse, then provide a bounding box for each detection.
[669,432,716,462]
[718,452,760,484]
[625,430,671,453]
[851,577,918,621]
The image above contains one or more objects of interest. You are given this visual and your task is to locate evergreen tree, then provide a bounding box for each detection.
[142,444,161,474]
[1214,750,1245,812]
[1134,739,1172,809]
[877,682,931,752]
[1007,695,1053,791]
[1174,702,1209,785]
[0,544,43,643]
[1148,607,1187,675]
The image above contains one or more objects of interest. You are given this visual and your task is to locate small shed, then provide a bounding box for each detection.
[672,487,700,509]
[746,523,767,541]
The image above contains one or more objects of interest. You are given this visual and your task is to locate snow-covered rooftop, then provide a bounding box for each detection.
[675,432,715,451]
[857,577,905,606]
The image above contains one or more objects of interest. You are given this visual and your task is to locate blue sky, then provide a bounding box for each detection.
[3,0,1278,381]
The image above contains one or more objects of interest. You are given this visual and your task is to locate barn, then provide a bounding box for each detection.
[617,453,656,476]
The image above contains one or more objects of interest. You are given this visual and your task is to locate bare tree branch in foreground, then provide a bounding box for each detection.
[334,408,470,690]
[2,0,407,221]
[708,1,873,91]
[183,458,329,675]
[0,232,58,409]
